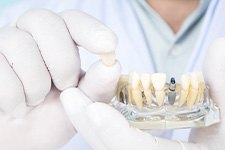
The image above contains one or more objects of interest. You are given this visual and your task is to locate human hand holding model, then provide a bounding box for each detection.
[0,9,121,150]
[61,38,225,149]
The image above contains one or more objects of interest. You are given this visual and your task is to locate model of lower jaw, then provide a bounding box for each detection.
[117,72,205,110]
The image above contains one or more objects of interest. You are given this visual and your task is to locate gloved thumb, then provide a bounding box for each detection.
[189,38,225,149]
[60,88,204,150]
[203,38,225,114]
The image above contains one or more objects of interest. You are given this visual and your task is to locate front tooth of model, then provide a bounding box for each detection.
[187,73,199,109]
[195,72,205,103]
[152,73,166,106]
[141,73,152,105]
[178,74,190,106]
[129,72,143,109]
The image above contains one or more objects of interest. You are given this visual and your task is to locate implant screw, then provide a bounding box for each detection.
[168,77,176,105]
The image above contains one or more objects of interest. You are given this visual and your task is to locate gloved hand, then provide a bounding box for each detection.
[60,38,225,150]
[0,9,121,150]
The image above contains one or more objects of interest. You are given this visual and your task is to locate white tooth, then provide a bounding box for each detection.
[151,73,166,90]
[178,74,190,106]
[190,73,199,89]
[144,89,152,105]
[129,72,140,89]
[132,88,143,109]
[196,72,204,83]
[187,88,198,109]
[128,72,143,109]
[155,91,165,106]
[181,74,191,90]
[100,52,116,66]
[140,73,152,105]
[151,73,166,106]
[187,73,199,109]
[179,90,189,107]
[140,73,151,89]
[116,75,128,102]
[127,85,134,104]
[196,72,205,103]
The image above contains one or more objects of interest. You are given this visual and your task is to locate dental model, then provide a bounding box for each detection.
[113,71,220,130]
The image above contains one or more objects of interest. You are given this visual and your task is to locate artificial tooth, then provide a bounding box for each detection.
[151,73,166,106]
[129,72,140,89]
[132,88,143,109]
[179,90,189,107]
[140,73,151,89]
[116,75,128,102]
[195,72,205,103]
[178,74,190,106]
[128,72,143,109]
[100,52,116,66]
[187,73,199,109]
[155,91,165,106]
[140,73,152,105]
[127,85,133,104]
[180,74,191,90]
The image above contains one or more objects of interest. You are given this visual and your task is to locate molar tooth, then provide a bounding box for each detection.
[178,74,190,106]
[151,73,166,106]
[187,73,199,109]
[140,73,152,105]
[129,72,143,109]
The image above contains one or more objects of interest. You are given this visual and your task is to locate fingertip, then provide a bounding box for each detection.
[60,10,118,54]
[78,60,121,103]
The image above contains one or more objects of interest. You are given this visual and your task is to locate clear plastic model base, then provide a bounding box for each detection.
[112,72,220,130]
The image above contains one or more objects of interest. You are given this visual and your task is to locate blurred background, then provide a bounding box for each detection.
[0,0,19,12]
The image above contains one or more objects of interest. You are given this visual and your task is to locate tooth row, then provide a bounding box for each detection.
[180,72,205,109]
[117,72,166,109]
[116,72,205,110]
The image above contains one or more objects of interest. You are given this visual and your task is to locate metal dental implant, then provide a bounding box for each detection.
[168,77,176,105]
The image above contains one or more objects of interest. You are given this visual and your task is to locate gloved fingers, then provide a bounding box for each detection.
[189,38,225,149]
[60,10,118,66]
[16,9,81,90]
[84,103,203,150]
[61,88,203,150]
[78,60,121,103]
[203,38,225,111]
[60,88,107,150]
[0,27,51,106]
[0,53,26,117]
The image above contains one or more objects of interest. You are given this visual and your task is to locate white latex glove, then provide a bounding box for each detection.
[0,9,121,150]
[61,38,225,150]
